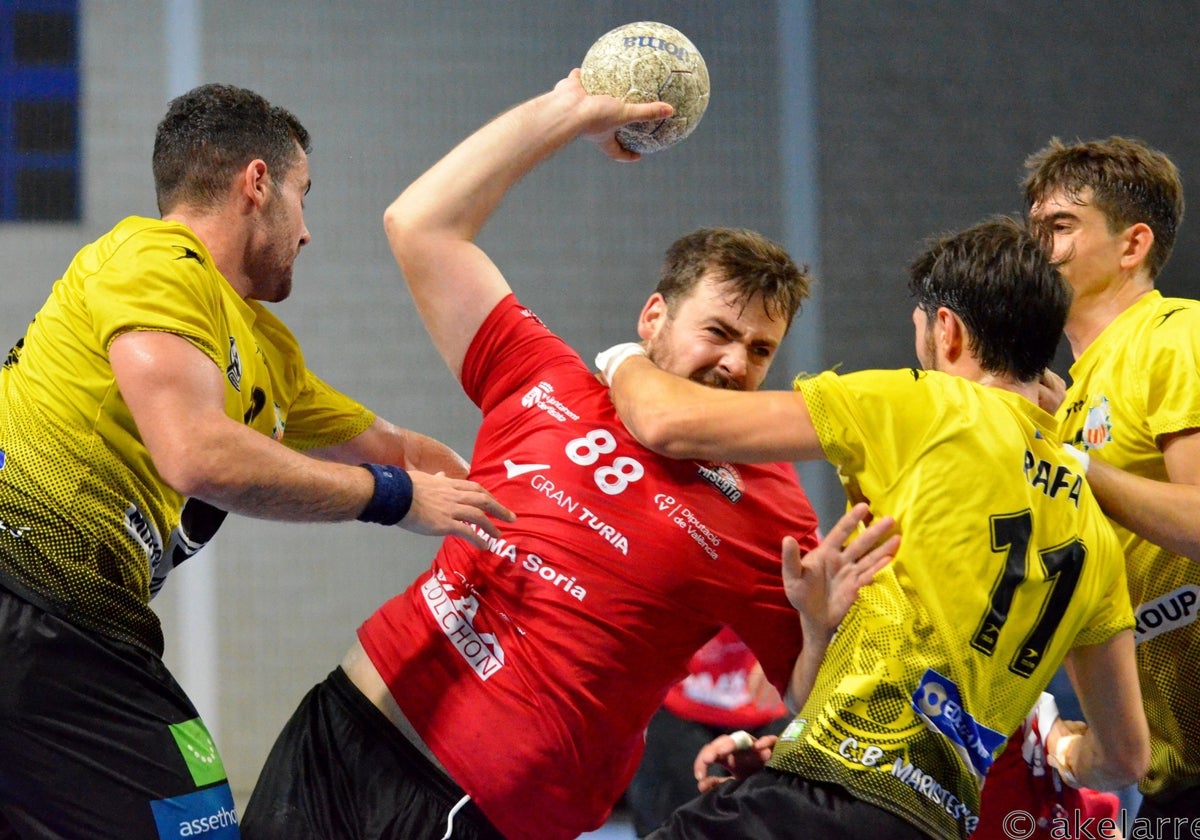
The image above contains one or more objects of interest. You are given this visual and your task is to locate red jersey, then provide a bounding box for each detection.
[974,732,1120,840]
[663,625,790,729]
[358,295,818,840]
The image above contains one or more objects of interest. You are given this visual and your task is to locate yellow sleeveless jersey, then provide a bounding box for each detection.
[0,216,373,653]
[1058,290,1200,800]
[767,368,1132,839]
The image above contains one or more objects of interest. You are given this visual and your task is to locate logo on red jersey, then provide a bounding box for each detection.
[421,569,506,680]
[520,380,580,422]
[697,462,744,503]
[518,307,547,328]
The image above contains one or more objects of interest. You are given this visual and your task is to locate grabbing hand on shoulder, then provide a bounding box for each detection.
[1037,367,1067,414]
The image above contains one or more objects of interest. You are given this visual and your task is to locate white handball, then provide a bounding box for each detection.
[579,21,710,154]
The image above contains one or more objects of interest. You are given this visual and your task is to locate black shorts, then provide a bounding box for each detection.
[240,666,503,840]
[0,584,239,840]
[1136,783,1200,820]
[625,706,792,836]
[646,768,931,840]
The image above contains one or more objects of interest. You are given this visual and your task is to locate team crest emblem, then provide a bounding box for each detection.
[697,462,744,503]
[1083,395,1112,449]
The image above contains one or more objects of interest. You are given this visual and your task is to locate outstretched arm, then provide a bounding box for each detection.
[783,504,899,710]
[111,331,513,547]
[383,71,672,380]
[599,347,824,463]
[690,505,898,792]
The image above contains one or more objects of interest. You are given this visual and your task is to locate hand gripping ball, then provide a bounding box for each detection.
[579,21,710,154]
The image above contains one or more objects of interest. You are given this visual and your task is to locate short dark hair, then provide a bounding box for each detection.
[655,228,811,328]
[1022,136,1184,280]
[152,83,311,214]
[908,216,1070,382]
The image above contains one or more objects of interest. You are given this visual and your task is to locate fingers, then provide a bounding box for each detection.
[691,731,775,782]
[696,775,732,794]
[692,733,739,780]
[400,472,515,544]
[825,502,873,543]
[1037,367,1066,414]
[854,534,900,581]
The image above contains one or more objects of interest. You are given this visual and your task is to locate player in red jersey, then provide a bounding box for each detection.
[241,71,893,840]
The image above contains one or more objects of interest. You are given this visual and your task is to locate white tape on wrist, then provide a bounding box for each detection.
[594,342,646,382]
[1062,443,1090,474]
[729,730,754,751]
[1032,692,1060,743]
[1048,732,1082,788]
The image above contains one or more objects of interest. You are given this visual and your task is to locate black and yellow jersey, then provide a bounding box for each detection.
[768,368,1132,839]
[0,217,372,653]
[1059,290,1200,800]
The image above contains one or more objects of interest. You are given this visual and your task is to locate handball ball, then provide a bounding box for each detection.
[579,21,710,154]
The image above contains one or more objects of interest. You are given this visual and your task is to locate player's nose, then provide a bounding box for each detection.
[718,347,748,384]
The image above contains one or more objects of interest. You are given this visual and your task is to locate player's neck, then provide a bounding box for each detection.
[1064,274,1153,360]
[976,371,1039,405]
[162,206,254,298]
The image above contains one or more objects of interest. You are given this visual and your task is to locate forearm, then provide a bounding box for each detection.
[785,620,832,712]
[1056,633,1150,791]
[385,84,591,248]
[606,353,822,462]
[166,418,373,522]
[1087,455,1200,560]
[311,419,470,479]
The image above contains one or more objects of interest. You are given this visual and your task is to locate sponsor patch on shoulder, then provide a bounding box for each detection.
[169,718,227,787]
[149,785,238,838]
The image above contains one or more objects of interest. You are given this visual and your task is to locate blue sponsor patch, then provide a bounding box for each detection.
[150,785,240,838]
[911,668,1005,779]
[0,449,6,469]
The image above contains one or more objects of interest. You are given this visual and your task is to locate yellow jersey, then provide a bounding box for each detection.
[768,368,1132,839]
[0,217,373,653]
[1058,290,1200,800]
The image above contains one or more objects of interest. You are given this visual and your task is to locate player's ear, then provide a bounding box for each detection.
[637,293,668,341]
[936,307,965,362]
[237,159,271,210]
[1120,222,1154,273]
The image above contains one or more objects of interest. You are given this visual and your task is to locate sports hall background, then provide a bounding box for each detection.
[3,0,1198,812]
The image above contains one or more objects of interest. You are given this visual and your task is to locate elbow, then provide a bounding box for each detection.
[1117,738,1152,789]
[1095,731,1150,791]
[155,461,210,500]
[382,199,413,250]
[148,440,226,501]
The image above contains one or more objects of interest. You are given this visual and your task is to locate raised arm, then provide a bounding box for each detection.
[383,71,672,380]
[599,346,824,463]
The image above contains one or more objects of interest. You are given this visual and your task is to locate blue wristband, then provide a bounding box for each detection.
[357,463,414,526]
